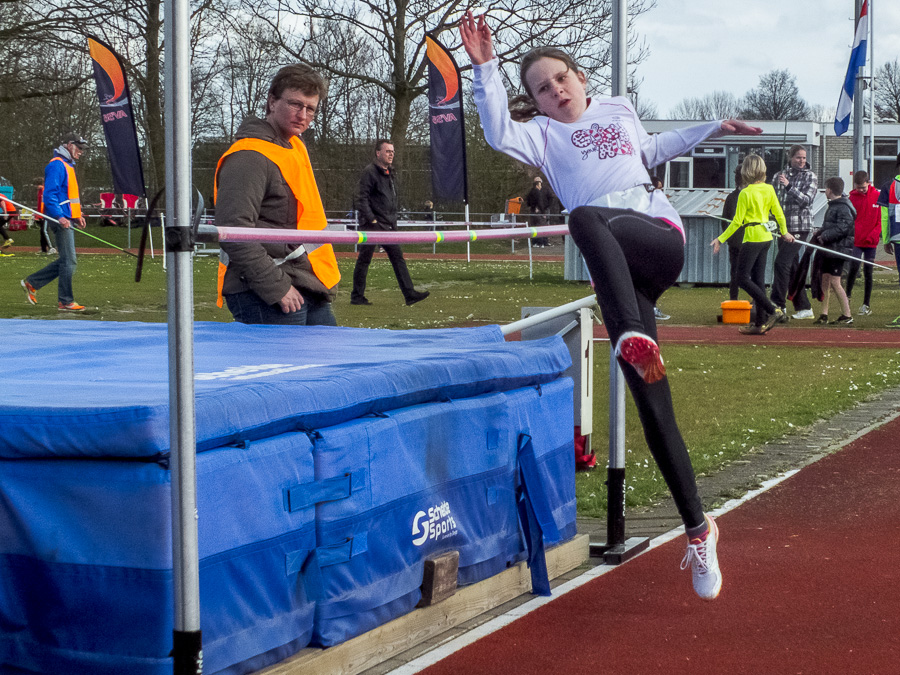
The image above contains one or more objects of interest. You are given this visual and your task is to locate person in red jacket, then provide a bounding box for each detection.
[846,170,881,315]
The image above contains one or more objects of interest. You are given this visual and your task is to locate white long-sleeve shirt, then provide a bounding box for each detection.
[472,58,725,233]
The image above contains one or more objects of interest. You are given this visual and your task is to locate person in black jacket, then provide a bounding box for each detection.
[351,139,430,306]
[814,176,855,325]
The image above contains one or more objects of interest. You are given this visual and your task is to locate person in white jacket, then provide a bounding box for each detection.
[461,10,764,601]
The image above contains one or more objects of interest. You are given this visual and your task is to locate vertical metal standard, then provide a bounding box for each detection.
[605,350,627,546]
[165,0,202,671]
[611,0,627,97]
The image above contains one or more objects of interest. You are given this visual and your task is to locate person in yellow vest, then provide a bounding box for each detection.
[20,133,88,311]
[214,64,340,325]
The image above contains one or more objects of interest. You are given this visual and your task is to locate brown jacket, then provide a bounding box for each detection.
[215,117,337,304]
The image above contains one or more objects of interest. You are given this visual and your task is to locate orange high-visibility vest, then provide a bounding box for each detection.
[49,157,81,218]
[214,136,340,306]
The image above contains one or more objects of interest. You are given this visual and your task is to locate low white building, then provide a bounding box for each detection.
[643,120,900,190]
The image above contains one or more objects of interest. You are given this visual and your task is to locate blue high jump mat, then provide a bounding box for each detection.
[0,320,577,675]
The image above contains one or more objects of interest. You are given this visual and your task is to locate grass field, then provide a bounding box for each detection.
[3,227,900,519]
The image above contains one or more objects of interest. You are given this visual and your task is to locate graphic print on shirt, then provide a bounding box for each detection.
[571,121,634,161]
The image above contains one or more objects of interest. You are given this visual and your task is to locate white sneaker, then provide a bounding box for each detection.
[858,305,871,316]
[681,515,722,601]
[654,307,670,321]
[791,309,815,320]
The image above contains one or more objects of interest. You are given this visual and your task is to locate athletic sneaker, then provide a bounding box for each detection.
[739,324,765,335]
[21,279,36,305]
[775,306,789,323]
[814,314,829,325]
[887,316,900,329]
[1,238,13,249]
[653,307,670,321]
[681,515,722,601]
[58,301,85,312]
[615,332,666,384]
[762,307,784,333]
[831,315,854,325]
[792,309,815,320]
[858,305,871,316]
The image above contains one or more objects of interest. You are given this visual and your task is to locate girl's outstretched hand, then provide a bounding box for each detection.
[720,119,763,135]
[459,9,493,64]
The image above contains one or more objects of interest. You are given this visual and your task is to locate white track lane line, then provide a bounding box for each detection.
[390,408,900,674]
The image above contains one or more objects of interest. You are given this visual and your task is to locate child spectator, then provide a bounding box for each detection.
[845,170,880,315]
[814,177,855,325]
[712,154,792,335]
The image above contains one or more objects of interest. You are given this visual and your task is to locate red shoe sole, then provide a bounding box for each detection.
[618,335,666,384]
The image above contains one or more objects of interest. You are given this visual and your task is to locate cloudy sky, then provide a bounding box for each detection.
[632,0,900,118]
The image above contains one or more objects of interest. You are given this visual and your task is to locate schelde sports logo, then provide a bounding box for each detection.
[411,500,458,547]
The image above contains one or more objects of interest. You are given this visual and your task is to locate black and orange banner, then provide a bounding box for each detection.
[88,36,146,198]
[425,34,468,203]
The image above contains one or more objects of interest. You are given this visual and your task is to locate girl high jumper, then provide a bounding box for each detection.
[460,10,764,600]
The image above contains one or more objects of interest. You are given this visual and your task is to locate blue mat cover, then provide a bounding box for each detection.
[0,320,575,674]
[0,433,318,675]
[309,379,576,647]
[0,320,570,460]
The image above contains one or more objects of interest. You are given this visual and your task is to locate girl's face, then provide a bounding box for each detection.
[525,57,587,123]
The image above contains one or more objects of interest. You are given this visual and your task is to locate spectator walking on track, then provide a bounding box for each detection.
[813,177,855,325]
[351,140,430,307]
[771,145,817,320]
[460,9,766,600]
[712,154,792,335]
[526,176,551,247]
[20,133,88,311]
[846,170,880,316]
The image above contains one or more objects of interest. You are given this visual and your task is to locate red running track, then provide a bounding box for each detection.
[420,416,900,675]
[597,324,900,348]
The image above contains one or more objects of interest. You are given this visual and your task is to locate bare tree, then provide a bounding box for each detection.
[874,58,900,123]
[669,91,741,121]
[245,0,655,160]
[6,0,230,191]
[740,69,810,120]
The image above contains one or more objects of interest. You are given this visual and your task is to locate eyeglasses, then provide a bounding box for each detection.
[281,98,318,117]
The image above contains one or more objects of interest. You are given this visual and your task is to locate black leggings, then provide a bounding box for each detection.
[735,240,775,326]
[846,246,875,306]
[568,206,704,529]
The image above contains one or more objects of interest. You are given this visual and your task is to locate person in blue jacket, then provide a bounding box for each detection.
[21,133,88,311]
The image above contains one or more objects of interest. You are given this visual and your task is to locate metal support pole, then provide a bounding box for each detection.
[165,0,202,670]
[611,0,627,97]
[596,350,649,564]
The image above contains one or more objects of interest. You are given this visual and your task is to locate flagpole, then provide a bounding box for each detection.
[853,0,865,172]
[868,0,875,178]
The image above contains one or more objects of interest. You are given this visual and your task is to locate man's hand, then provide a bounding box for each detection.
[59,216,71,229]
[75,217,86,229]
[278,286,305,314]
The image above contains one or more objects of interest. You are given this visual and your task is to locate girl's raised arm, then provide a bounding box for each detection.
[459,10,493,65]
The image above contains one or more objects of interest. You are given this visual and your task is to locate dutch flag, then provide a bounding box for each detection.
[834,0,868,136]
